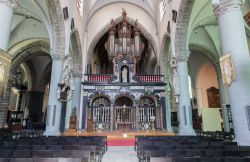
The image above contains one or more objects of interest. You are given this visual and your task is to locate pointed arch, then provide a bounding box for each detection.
[175,0,195,57]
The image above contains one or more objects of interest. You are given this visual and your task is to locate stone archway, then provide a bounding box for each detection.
[86,16,158,73]
[0,41,50,125]
[46,0,65,59]
[188,44,230,131]
[43,0,66,135]
[175,0,195,57]
[71,29,83,75]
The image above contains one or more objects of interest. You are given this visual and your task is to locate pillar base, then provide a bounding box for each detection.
[166,127,173,132]
[234,137,250,146]
[178,127,196,136]
[43,130,61,136]
[77,129,86,133]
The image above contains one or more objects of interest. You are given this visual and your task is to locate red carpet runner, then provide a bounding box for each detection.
[107,137,135,146]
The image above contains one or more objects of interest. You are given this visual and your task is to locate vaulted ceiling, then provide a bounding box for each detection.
[8,0,51,54]
[188,0,250,59]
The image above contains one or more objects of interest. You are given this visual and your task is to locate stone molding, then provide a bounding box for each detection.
[175,56,188,63]
[51,54,65,61]
[174,0,195,58]
[214,0,242,17]
[12,42,50,68]
[0,49,12,63]
[0,0,18,8]
[73,73,82,78]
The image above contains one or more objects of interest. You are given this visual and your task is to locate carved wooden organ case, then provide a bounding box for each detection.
[105,10,144,83]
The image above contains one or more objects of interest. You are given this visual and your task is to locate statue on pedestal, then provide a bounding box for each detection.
[69,106,77,129]
[122,67,128,83]
[57,55,74,101]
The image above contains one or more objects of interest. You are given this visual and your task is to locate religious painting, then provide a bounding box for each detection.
[207,87,221,108]
[244,11,250,27]
[219,53,236,85]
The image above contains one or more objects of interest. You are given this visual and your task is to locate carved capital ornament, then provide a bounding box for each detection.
[0,0,18,8]
[214,0,242,17]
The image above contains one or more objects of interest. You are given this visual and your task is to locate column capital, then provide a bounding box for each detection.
[0,0,18,8]
[51,54,65,61]
[214,0,243,17]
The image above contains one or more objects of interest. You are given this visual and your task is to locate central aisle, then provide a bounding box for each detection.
[102,146,138,162]
[102,134,138,162]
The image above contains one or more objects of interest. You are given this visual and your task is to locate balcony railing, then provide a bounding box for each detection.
[84,74,164,83]
[84,74,113,82]
[137,75,164,83]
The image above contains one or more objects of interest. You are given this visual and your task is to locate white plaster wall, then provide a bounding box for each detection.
[147,0,158,15]
[159,4,170,41]
[72,0,85,57]
[60,0,73,55]
[159,0,179,58]
[86,3,158,53]
[87,0,156,24]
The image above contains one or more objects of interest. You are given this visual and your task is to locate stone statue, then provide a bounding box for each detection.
[71,106,77,116]
[70,106,77,129]
[110,18,115,31]
[122,67,128,83]
[57,55,74,101]
[14,70,22,89]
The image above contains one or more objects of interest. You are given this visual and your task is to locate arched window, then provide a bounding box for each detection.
[139,97,156,107]
[92,97,111,107]
[114,96,133,107]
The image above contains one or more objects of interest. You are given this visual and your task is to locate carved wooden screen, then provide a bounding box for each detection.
[207,87,221,108]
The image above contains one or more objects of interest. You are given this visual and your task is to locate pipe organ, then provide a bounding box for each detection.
[82,10,167,132]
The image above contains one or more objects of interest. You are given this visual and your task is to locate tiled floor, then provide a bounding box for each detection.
[102,146,139,162]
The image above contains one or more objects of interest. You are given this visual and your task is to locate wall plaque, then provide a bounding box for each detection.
[219,53,236,85]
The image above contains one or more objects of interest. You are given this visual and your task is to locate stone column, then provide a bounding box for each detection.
[214,0,250,145]
[161,59,173,132]
[176,56,195,135]
[44,55,64,136]
[217,74,230,132]
[0,0,16,51]
[110,103,114,131]
[71,73,82,129]
[164,87,173,132]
